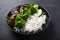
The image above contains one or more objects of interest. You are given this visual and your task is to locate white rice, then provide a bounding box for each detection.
[14,9,46,33]
[23,9,46,32]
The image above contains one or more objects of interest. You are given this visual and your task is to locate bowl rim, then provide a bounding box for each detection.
[6,4,51,35]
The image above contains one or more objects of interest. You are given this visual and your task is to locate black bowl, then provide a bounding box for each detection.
[6,4,51,35]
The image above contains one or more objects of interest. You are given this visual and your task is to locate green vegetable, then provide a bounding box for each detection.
[15,14,26,28]
[14,21,25,29]
[28,4,39,15]
[14,4,39,29]
[6,16,10,24]
[33,4,39,10]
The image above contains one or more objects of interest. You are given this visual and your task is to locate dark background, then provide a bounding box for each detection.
[0,0,60,40]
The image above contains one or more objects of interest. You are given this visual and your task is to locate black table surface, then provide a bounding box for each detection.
[0,0,60,40]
